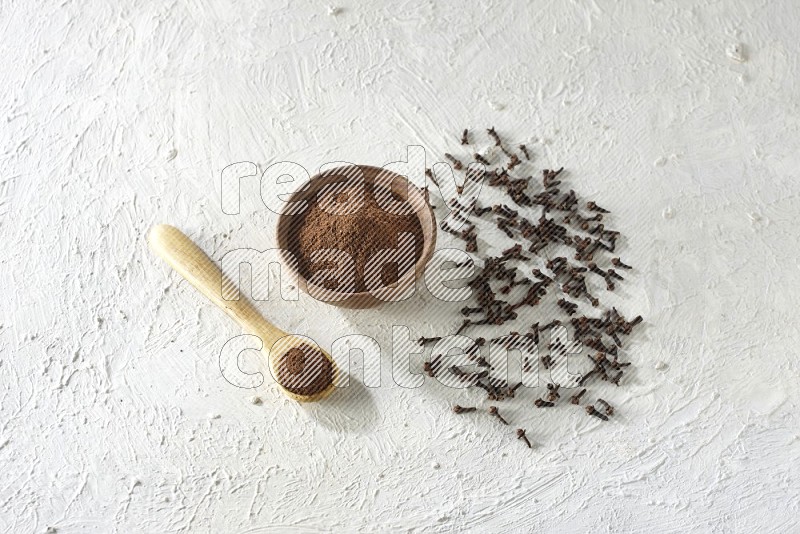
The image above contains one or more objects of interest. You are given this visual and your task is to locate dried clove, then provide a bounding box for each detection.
[494,204,519,219]
[586,201,609,213]
[587,262,607,278]
[445,153,464,171]
[456,319,472,335]
[474,153,490,166]
[611,257,632,270]
[517,428,532,448]
[542,167,564,188]
[608,355,631,370]
[488,405,508,425]
[473,204,492,216]
[557,298,579,316]
[609,371,623,386]
[496,218,515,238]
[577,369,596,386]
[487,127,502,146]
[506,382,523,398]
[423,355,443,378]
[596,398,614,416]
[585,405,609,421]
[570,388,587,405]
[453,404,477,414]
[425,168,439,187]
[448,365,471,380]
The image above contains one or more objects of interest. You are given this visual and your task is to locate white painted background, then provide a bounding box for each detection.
[2,0,800,532]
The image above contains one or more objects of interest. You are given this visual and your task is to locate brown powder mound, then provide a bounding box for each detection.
[292,185,424,293]
[276,344,334,397]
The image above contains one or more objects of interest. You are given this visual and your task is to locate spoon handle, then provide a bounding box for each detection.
[147,224,284,348]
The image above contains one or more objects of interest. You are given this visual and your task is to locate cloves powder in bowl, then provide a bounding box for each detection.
[276,165,437,308]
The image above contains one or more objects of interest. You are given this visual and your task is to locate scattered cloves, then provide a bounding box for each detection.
[432,129,641,449]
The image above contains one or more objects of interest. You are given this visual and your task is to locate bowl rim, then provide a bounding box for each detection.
[275,164,437,305]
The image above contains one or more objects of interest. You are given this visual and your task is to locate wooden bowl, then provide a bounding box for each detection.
[276,165,437,309]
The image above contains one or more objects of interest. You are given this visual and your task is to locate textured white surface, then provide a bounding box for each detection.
[2,0,800,532]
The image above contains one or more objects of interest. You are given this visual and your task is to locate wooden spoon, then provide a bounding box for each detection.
[148,224,337,402]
